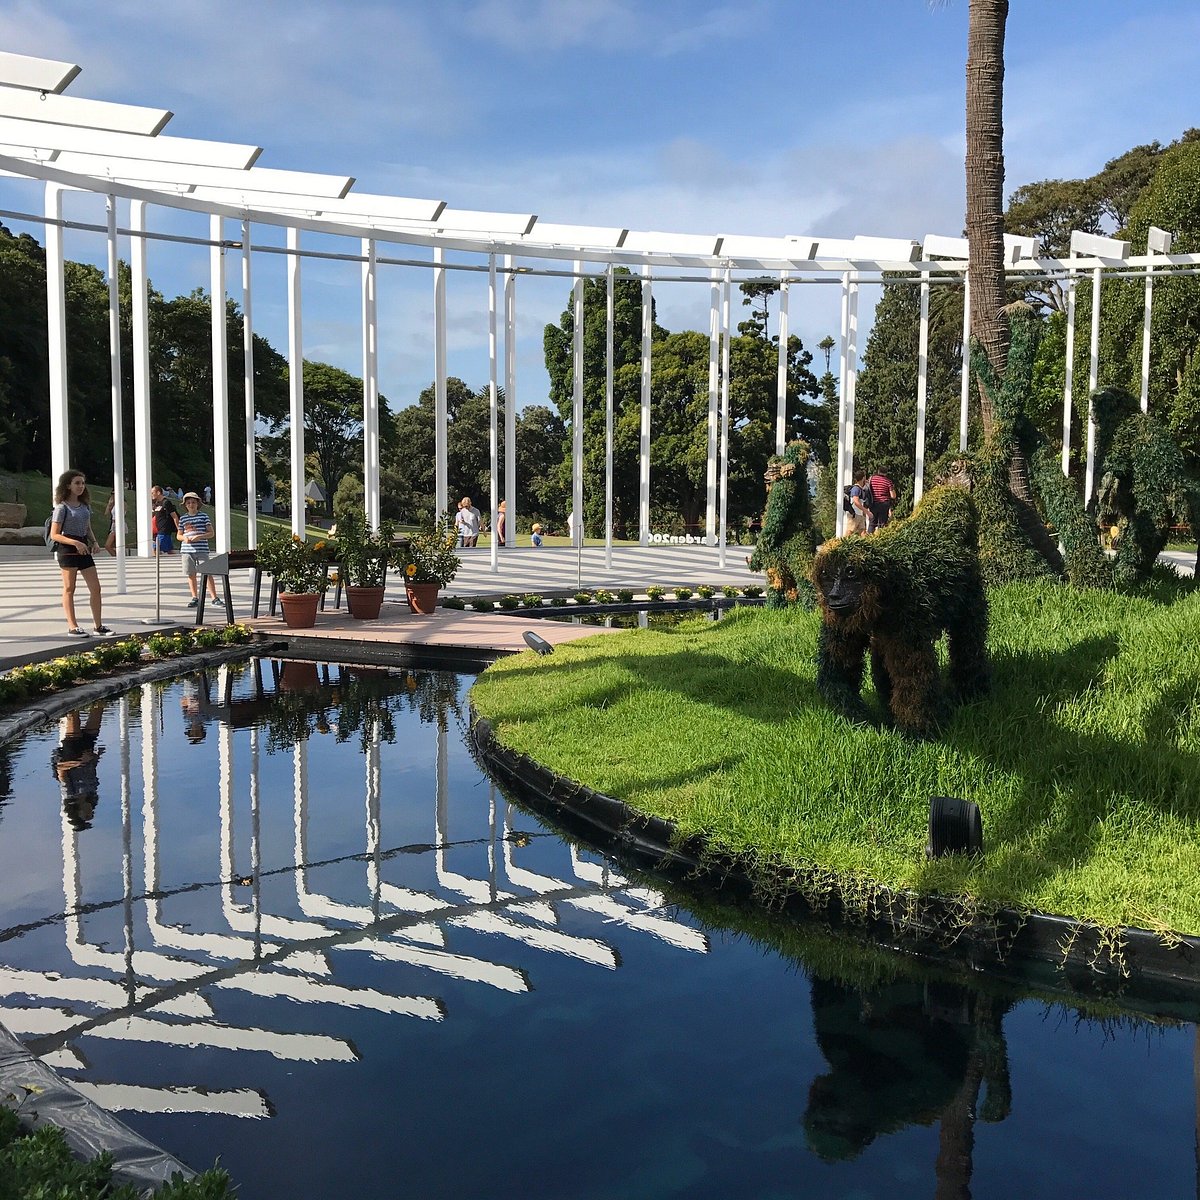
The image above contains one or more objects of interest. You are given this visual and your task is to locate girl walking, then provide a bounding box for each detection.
[49,470,114,637]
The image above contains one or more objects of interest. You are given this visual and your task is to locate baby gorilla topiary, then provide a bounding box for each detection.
[810,485,990,737]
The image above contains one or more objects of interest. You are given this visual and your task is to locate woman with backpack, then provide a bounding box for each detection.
[48,469,114,637]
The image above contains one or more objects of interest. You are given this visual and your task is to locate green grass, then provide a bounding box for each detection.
[471,577,1200,935]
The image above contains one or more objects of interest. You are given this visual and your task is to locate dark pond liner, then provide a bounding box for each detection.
[470,712,1200,1008]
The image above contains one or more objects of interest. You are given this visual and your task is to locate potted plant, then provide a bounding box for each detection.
[397,516,461,614]
[256,528,331,628]
[333,510,399,620]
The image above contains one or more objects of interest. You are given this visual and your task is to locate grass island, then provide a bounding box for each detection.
[470,575,1200,949]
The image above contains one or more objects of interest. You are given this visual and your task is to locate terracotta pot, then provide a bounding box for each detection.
[279,591,320,629]
[405,583,440,614]
[346,585,386,620]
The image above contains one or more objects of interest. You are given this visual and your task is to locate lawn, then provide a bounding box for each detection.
[471,576,1200,936]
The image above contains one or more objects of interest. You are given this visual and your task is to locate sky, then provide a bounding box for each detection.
[1,0,1198,416]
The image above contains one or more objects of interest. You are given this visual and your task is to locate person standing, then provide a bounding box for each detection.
[865,470,897,533]
[149,485,179,555]
[49,470,114,637]
[496,499,507,547]
[848,470,869,534]
[455,496,480,547]
[53,704,106,830]
[530,523,544,548]
[178,492,220,608]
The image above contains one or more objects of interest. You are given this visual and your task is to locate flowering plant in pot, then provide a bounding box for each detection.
[397,516,460,613]
[257,528,331,628]
[333,510,400,619]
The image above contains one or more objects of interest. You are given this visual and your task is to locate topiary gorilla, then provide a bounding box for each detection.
[748,439,818,608]
[810,485,990,737]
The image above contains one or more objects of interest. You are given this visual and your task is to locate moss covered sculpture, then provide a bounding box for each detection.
[748,439,818,608]
[811,485,990,738]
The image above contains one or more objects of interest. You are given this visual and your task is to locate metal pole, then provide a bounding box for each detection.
[706,268,720,545]
[604,263,614,569]
[915,270,930,505]
[488,253,499,574]
[572,259,584,551]
[242,220,258,549]
[1140,248,1155,414]
[45,183,69,479]
[1084,264,1102,504]
[718,268,731,569]
[835,272,850,536]
[362,237,380,529]
[286,226,305,538]
[639,264,652,546]
[433,246,448,520]
[210,213,231,554]
[105,195,127,593]
[775,271,788,455]
[130,200,153,557]
[1061,263,1077,475]
[504,253,517,554]
[141,541,172,625]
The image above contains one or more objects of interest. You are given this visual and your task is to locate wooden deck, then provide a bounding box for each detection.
[245,601,620,667]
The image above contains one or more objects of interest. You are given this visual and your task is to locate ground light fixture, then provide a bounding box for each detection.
[927,796,983,858]
[523,630,553,655]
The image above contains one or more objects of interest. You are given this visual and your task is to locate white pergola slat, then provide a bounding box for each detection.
[66,156,353,198]
[0,84,170,135]
[0,50,80,93]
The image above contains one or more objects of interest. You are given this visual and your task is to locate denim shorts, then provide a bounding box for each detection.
[57,551,96,571]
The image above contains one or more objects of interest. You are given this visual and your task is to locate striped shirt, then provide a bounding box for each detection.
[178,511,213,555]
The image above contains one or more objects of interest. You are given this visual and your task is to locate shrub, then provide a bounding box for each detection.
[721,584,740,598]
[521,593,544,608]
[616,588,634,602]
[497,594,521,610]
[193,628,221,649]
[592,589,614,604]
[573,591,592,605]
[646,585,665,601]
[146,634,175,657]
[118,637,145,662]
[441,595,466,610]
[696,585,715,599]
[545,594,566,607]
[673,587,694,600]
[92,642,127,667]
[470,597,494,612]
[742,585,763,598]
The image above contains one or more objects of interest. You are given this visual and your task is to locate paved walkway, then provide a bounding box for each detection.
[0,542,761,669]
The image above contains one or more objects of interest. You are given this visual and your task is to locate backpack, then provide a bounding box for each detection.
[43,513,57,554]
[841,485,855,516]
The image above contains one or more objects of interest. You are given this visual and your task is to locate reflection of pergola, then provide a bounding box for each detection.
[2,49,1196,579]
[0,667,707,1125]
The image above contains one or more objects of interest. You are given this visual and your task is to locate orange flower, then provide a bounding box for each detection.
[405,563,417,577]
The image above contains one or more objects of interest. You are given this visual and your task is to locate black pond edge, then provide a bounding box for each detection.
[469,710,1200,1008]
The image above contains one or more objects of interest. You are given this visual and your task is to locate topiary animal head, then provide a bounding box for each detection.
[811,536,887,633]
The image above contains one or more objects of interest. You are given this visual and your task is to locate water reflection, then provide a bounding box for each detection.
[0,660,1197,1197]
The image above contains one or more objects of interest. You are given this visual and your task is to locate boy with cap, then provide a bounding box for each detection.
[178,492,220,608]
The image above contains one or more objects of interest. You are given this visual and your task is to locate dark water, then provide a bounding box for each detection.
[0,658,1197,1200]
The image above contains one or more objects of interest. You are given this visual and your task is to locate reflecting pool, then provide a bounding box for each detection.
[0,658,1197,1199]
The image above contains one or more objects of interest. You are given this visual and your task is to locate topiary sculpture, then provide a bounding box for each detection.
[811,485,990,737]
[748,439,818,608]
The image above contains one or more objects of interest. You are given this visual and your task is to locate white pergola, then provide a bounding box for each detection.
[1,49,1195,587]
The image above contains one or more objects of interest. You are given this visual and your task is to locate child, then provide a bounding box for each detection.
[178,492,220,608]
[531,523,544,548]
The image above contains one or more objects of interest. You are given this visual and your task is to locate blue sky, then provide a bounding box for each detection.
[2,0,1198,414]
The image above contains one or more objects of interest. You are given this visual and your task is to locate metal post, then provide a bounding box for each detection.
[504,254,517,555]
[488,253,499,574]
[210,213,231,554]
[130,201,153,556]
[775,271,789,455]
[572,259,584,551]
[844,275,860,520]
[915,270,930,505]
[45,183,69,480]
[1061,264,1077,475]
[286,226,305,538]
[433,246,448,520]
[362,238,380,529]
[1084,264,1102,504]
[706,268,720,544]
[639,264,652,546]
[718,268,731,569]
[242,220,258,549]
[604,263,614,569]
[835,272,850,537]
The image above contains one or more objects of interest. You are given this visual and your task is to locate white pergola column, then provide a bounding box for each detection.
[835,272,850,537]
[705,268,719,545]
[433,246,448,520]
[958,271,971,452]
[1084,264,1102,504]
[718,267,731,568]
[241,220,257,549]
[45,182,69,479]
[210,213,231,553]
[361,237,380,528]
[604,263,614,567]
[503,254,517,554]
[105,195,127,590]
[839,276,860,534]
[914,269,930,505]
[286,225,305,538]
[639,264,652,545]
[775,272,789,454]
[487,253,499,573]
[1141,228,1172,413]
[1061,264,1077,476]
[130,200,152,555]
[572,260,584,549]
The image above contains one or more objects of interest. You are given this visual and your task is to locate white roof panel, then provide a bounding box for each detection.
[0,85,170,135]
[57,154,353,198]
[621,229,721,256]
[0,51,80,94]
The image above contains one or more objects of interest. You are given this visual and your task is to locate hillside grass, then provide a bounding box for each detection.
[471,577,1200,935]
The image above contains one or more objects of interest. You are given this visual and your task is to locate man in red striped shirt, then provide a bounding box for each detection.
[865,472,897,533]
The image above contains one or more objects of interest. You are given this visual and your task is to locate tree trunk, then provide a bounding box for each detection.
[965,0,1010,442]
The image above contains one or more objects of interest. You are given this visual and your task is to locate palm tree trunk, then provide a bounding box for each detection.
[965,0,1009,442]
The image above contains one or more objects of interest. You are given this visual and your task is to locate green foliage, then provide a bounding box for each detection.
[747,440,818,607]
[397,516,460,587]
[592,589,614,604]
[672,586,693,600]
[497,594,521,610]
[696,585,715,599]
[332,472,365,521]
[1030,446,1113,589]
[470,597,494,612]
[645,585,665,601]
[721,584,740,598]
[742,585,763,598]
[572,591,593,605]
[334,508,398,588]
[255,528,332,594]
[616,589,634,602]
[441,595,466,609]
